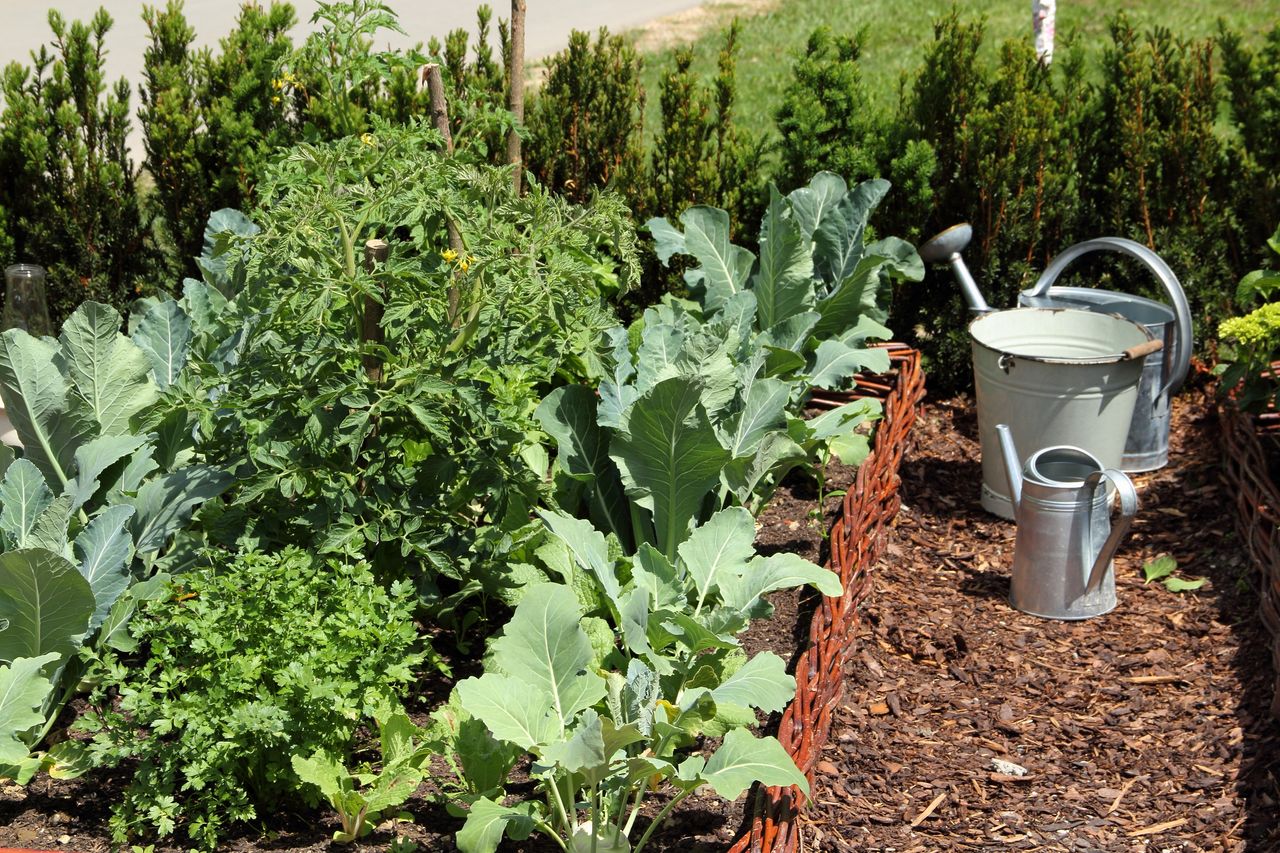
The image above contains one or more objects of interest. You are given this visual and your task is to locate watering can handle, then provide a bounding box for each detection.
[1082,468,1139,596]
[1021,237,1192,398]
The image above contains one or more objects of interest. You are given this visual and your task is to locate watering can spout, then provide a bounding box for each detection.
[919,223,991,314]
[995,424,1022,519]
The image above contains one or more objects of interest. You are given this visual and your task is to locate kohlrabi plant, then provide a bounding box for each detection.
[0,298,232,783]
[450,504,839,853]
[292,702,436,843]
[536,294,882,558]
[647,171,923,388]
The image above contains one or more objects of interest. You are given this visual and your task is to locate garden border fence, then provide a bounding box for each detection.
[1219,399,1280,718]
[729,343,925,853]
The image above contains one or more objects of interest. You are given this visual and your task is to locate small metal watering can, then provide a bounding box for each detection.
[922,224,1192,472]
[997,424,1139,620]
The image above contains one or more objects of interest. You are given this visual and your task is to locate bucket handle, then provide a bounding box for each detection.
[1020,237,1192,399]
[1081,468,1139,595]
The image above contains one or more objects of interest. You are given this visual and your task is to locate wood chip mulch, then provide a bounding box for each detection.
[802,387,1280,852]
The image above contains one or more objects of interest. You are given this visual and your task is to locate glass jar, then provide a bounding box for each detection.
[4,263,53,337]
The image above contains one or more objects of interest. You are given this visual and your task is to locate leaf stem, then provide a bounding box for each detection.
[590,782,600,853]
[534,820,570,851]
[631,788,692,853]
[544,773,573,836]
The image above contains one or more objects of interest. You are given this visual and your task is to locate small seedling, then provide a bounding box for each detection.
[1142,555,1207,592]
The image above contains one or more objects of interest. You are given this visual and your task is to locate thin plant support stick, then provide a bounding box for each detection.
[361,239,390,383]
[422,63,455,155]
[421,62,467,323]
[356,238,390,497]
[507,0,527,195]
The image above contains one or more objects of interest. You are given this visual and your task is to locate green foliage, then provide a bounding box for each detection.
[1079,14,1233,337]
[81,547,425,849]
[139,0,297,278]
[449,565,827,853]
[536,303,884,560]
[426,4,513,163]
[774,27,885,194]
[1142,553,1207,592]
[890,15,1085,389]
[526,29,648,206]
[196,1,299,205]
[292,704,436,842]
[0,299,230,784]
[187,123,635,615]
[1218,224,1280,413]
[0,9,161,323]
[534,171,917,559]
[1219,22,1280,267]
[289,0,424,139]
[648,23,764,231]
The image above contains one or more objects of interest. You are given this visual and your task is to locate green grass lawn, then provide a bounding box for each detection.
[636,0,1274,138]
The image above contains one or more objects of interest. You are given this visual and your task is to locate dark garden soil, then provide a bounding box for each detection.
[4,385,1277,852]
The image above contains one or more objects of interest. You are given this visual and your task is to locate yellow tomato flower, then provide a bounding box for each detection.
[360,133,376,147]
[441,248,459,263]
[458,259,471,272]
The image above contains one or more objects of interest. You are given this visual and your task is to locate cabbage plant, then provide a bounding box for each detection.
[0,299,231,783]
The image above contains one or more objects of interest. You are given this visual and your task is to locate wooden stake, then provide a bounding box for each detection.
[422,63,455,156]
[421,63,465,321]
[507,0,526,195]
[361,239,390,382]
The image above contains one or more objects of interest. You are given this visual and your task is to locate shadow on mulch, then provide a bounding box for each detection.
[1213,533,1278,853]
[800,386,1280,852]
[957,568,1015,602]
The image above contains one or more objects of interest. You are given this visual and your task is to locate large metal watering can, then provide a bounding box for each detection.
[922,224,1192,472]
[997,424,1139,620]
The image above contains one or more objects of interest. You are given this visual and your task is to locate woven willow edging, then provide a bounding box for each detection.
[1219,401,1280,718]
[728,345,925,853]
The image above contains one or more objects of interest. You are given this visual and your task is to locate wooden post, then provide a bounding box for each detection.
[362,238,390,382]
[507,0,526,195]
[421,62,466,322]
[422,63,456,156]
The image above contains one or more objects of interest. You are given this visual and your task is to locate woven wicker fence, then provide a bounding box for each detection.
[1219,402,1280,718]
[729,344,925,853]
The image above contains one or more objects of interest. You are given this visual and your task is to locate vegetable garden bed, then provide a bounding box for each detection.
[0,348,924,853]
[730,344,924,853]
[1219,393,1280,718]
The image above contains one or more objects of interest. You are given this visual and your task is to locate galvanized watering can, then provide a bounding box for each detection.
[970,307,1159,519]
[922,224,1192,472]
[997,425,1139,620]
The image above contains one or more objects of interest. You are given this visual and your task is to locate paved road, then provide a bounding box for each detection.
[2,0,702,156]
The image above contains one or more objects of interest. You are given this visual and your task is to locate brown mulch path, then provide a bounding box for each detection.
[803,388,1280,852]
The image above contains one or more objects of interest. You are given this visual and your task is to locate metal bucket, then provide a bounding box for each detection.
[1018,238,1192,472]
[971,308,1153,519]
